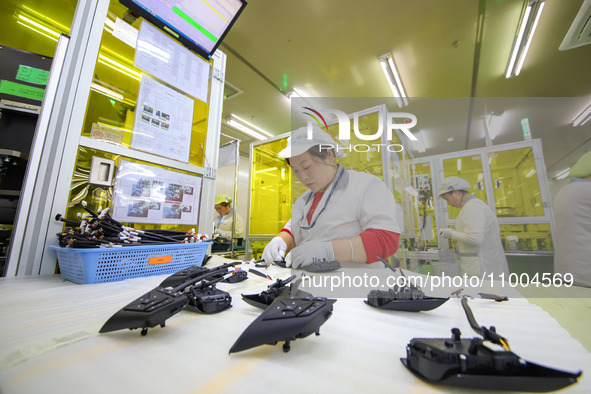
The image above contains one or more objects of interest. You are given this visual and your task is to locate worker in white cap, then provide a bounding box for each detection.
[261,125,401,269]
[437,176,509,278]
[214,194,244,239]
[554,151,591,287]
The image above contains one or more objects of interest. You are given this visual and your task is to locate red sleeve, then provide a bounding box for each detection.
[359,229,400,264]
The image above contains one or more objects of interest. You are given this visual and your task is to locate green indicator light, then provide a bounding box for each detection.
[283,74,288,88]
[172,6,217,43]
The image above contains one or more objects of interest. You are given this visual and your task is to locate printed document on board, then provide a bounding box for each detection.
[135,20,211,103]
[131,75,193,162]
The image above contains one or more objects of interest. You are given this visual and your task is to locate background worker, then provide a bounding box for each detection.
[261,125,400,269]
[213,194,245,240]
[554,151,591,287]
[437,176,509,278]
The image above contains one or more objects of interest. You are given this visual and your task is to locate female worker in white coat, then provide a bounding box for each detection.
[261,125,401,269]
[553,151,591,287]
[438,176,509,278]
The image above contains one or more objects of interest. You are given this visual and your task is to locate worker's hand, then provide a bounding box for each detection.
[262,236,287,265]
[287,241,334,269]
[438,228,455,239]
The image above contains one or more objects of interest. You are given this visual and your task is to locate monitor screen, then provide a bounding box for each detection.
[120,0,247,59]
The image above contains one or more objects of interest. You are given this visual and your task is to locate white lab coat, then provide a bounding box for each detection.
[287,166,400,265]
[553,179,591,287]
[214,209,245,238]
[453,195,509,277]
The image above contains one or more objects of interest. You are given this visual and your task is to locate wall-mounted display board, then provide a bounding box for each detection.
[112,160,202,224]
[131,75,194,162]
[135,21,211,103]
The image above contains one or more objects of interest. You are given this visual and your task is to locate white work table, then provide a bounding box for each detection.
[1,256,589,393]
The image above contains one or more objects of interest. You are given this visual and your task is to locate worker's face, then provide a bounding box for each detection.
[215,204,231,215]
[441,190,463,208]
[290,151,337,193]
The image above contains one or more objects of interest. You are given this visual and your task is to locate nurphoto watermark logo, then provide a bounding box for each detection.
[302,106,417,153]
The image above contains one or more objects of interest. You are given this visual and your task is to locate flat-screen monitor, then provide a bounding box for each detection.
[120,0,247,59]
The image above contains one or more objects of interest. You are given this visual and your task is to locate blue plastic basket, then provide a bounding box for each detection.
[50,242,212,284]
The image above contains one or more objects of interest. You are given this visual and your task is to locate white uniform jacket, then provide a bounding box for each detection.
[214,209,245,238]
[454,195,509,277]
[289,165,400,249]
[554,179,591,287]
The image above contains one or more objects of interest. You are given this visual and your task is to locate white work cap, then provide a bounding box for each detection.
[438,176,471,197]
[278,125,345,159]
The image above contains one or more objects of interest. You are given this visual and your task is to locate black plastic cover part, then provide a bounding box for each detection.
[99,287,188,336]
[364,285,448,312]
[241,275,312,310]
[229,296,336,353]
[401,329,581,392]
[273,258,341,272]
[201,253,213,266]
[101,264,239,335]
[300,259,341,272]
[159,261,241,288]
[185,282,232,314]
[274,259,287,268]
[365,293,449,312]
[274,258,341,272]
[159,265,210,288]
[223,270,248,283]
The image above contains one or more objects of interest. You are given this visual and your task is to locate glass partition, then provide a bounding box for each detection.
[489,147,544,217]
[0,0,76,56]
[249,138,292,235]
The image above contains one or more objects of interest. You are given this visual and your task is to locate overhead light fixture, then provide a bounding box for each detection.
[525,169,536,178]
[572,103,591,127]
[226,114,272,141]
[378,52,408,108]
[555,168,570,180]
[505,0,545,78]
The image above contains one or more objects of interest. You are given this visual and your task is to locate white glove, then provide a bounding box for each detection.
[439,228,455,239]
[262,236,287,265]
[288,241,334,269]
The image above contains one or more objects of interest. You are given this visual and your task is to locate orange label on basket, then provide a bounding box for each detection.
[149,255,172,265]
